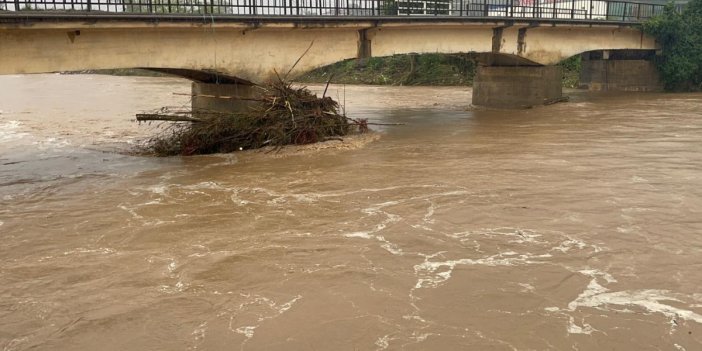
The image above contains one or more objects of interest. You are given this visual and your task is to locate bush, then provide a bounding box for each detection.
[643,0,702,91]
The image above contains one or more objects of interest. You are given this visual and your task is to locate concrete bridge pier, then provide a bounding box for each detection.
[472,65,563,108]
[191,82,259,116]
[579,50,662,92]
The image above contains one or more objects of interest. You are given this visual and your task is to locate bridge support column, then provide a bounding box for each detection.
[579,50,662,92]
[192,82,258,116]
[472,65,562,108]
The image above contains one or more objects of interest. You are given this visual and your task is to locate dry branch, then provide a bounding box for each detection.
[137,76,363,156]
[136,114,202,123]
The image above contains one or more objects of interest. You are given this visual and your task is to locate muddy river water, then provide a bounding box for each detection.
[1,74,701,350]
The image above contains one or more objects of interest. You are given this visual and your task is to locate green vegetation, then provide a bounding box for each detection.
[297,54,476,86]
[381,0,399,15]
[559,55,581,89]
[643,0,702,91]
[298,53,581,88]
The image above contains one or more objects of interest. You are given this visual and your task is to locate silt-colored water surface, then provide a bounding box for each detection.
[1,74,701,350]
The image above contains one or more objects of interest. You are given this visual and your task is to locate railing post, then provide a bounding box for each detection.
[460,0,464,16]
[570,0,574,19]
[552,0,556,18]
[508,0,512,17]
[623,2,627,21]
[532,0,536,19]
[87,0,91,11]
[14,0,20,11]
[148,0,153,13]
[588,0,592,19]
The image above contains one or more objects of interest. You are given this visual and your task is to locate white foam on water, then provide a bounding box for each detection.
[570,288,702,324]
[183,181,225,190]
[230,189,253,206]
[235,326,256,339]
[148,184,169,195]
[0,120,30,143]
[380,239,404,255]
[167,261,177,274]
[62,247,116,256]
[344,231,404,255]
[518,283,536,293]
[345,232,374,239]
[561,269,702,332]
[3,336,29,351]
[446,227,545,245]
[228,295,302,341]
[551,239,588,253]
[191,321,208,349]
[410,332,433,342]
[567,316,597,335]
[374,335,391,350]
[422,200,436,224]
[631,176,648,183]
[144,219,175,226]
[158,280,189,294]
[342,202,404,255]
[32,137,71,149]
[414,251,550,289]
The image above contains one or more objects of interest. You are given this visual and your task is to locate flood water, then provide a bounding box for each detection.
[1,74,701,350]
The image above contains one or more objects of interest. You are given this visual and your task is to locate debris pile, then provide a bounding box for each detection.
[137,77,367,156]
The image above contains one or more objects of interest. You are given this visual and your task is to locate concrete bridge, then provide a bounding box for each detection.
[0,0,664,108]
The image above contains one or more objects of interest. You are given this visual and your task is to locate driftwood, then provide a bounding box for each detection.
[136,114,202,123]
[137,76,361,156]
[172,92,265,102]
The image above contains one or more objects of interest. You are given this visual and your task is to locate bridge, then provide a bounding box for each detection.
[0,0,664,108]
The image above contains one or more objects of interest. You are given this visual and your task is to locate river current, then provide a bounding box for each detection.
[1,74,701,350]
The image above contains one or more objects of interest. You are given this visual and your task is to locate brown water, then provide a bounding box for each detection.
[1,74,701,351]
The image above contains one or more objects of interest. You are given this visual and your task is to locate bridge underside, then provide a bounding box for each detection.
[0,17,659,108]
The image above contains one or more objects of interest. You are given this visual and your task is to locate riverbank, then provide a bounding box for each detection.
[297,54,476,86]
[297,53,582,88]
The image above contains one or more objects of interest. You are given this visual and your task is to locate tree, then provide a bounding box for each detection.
[643,0,702,91]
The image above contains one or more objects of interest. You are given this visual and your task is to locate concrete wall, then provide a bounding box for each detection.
[472,65,562,108]
[579,58,663,92]
[0,19,657,83]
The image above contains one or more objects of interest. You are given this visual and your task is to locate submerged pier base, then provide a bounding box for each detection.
[472,65,562,108]
[192,82,258,116]
[579,50,662,92]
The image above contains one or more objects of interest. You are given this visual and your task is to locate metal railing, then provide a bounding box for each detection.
[0,0,665,21]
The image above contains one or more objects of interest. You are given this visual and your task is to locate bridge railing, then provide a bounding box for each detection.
[0,0,665,21]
